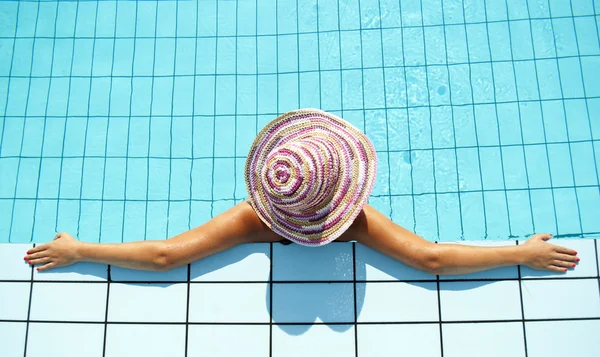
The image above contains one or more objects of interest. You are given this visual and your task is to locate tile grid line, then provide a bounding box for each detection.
[29,0,60,243]
[232,0,239,201]
[269,242,274,357]
[440,0,465,238]
[461,0,489,237]
[435,242,445,357]
[184,263,191,357]
[0,0,20,156]
[101,265,112,357]
[527,0,586,236]
[596,239,600,299]
[3,12,599,39]
[3,95,600,119]
[119,0,139,243]
[74,1,99,239]
[316,0,323,110]
[209,0,219,220]
[52,0,79,233]
[165,0,180,238]
[420,0,441,238]
[7,0,41,243]
[21,245,35,357]
[482,0,514,237]
[397,0,417,233]
[503,0,558,235]
[0,135,599,160]
[142,1,161,241]
[352,242,358,357]
[97,0,120,245]
[516,240,529,357]
[3,51,599,79]
[564,0,600,189]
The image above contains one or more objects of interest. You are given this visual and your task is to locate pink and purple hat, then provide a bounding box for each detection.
[244,109,378,246]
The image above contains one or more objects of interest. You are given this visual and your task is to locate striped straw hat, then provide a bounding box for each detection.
[245,109,378,246]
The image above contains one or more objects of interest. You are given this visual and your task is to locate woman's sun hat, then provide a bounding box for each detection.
[244,109,378,246]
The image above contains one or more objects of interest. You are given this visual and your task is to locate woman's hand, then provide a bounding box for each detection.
[24,233,82,271]
[520,233,579,272]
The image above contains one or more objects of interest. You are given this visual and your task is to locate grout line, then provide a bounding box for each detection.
[435,242,444,357]
[101,265,111,357]
[269,242,273,357]
[184,264,191,357]
[22,244,35,357]
[209,0,219,219]
[516,240,529,357]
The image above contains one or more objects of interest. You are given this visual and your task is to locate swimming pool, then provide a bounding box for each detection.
[0,0,599,244]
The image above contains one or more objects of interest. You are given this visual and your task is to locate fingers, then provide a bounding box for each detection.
[27,257,52,266]
[552,260,577,269]
[555,246,578,255]
[26,244,48,255]
[536,233,552,241]
[36,262,56,272]
[548,265,568,273]
[554,253,579,263]
[25,251,47,260]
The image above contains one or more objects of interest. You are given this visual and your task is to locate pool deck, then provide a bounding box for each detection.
[1,239,599,357]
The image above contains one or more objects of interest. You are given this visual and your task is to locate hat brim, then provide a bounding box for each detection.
[245,109,378,246]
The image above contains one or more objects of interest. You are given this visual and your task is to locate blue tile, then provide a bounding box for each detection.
[363,69,385,109]
[30,282,106,321]
[0,282,30,320]
[414,194,440,239]
[257,0,276,34]
[0,2,18,37]
[403,28,425,66]
[381,29,404,69]
[479,147,504,190]
[108,283,187,322]
[557,57,585,98]
[341,70,364,110]
[364,111,389,152]
[581,56,600,97]
[173,39,195,76]
[436,193,463,242]
[430,107,454,148]
[188,325,269,357]
[105,117,129,157]
[440,241,519,279]
[460,192,486,239]
[31,200,58,243]
[321,72,342,111]
[548,0,572,16]
[358,324,441,357]
[46,78,69,116]
[191,243,270,281]
[456,148,482,191]
[115,1,136,37]
[496,101,521,140]
[412,151,435,194]
[84,117,109,157]
[440,281,522,320]
[434,149,458,191]
[531,20,556,58]
[278,0,299,33]
[526,320,600,357]
[466,24,490,62]
[11,39,33,77]
[521,279,600,319]
[27,323,104,357]
[272,324,355,357]
[554,188,582,234]
[565,99,593,141]
[105,325,185,357]
[520,239,597,278]
[391,196,418,233]
[428,66,451,106]
[570,142,597,185]
[530,189,559,233]
[361,30,382,68]
[195,38,216,75]
[358,282,439,322]
[448,66,472,105]
[536,60,562,100]
[442,0,465,25]
[273,283,353,323]
[38,159,61,198]
[502,146,529,189]
[506,191,534,237]
[6,79,29,116]
[483,192,511,239]
[578,188,600,234]
[189,283,270,322]
[514,61,540,101]
[273,243,352,281]
[506,0,530,19]
[0,322,26,357]
[26,79,51,116]
[15,158,41,198]
[90,39,114,77]
[547,143,574,186]
[524,145,551,188]
[519,102,545,144]
[9,200,36,243]
[237,0,256,35]
[443,322,525,357]
[540,100,568,142]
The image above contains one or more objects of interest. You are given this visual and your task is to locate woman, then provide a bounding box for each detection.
[24,109,579,274]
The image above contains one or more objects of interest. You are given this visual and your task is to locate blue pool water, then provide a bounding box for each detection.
[0,0,599,244]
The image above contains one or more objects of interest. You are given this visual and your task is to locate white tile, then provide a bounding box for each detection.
[272,283,354,323]
[443,322,525,357]
[33,262,108,281]
[357,282,439,322]
[526,320,600,357]
[358,324,441,357]
[0,244,33,280]
[439,241,519,280]
[272,324,355,357]
[108,283,187,322]
[30,282,107,321]
[0,322,26,357]
[520,239,597,278]
[110,265,187,282]
[440,281,522,321]
[188,325,269,357]
[191,243,270,281]
[105,324,186,357]
[521,279,600,319]
[355,244,437,281]
[596,239,599,276]
[27,323,104,357]
[273,243,353,281]
[188,283,270,322]
[0,282,30,320]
